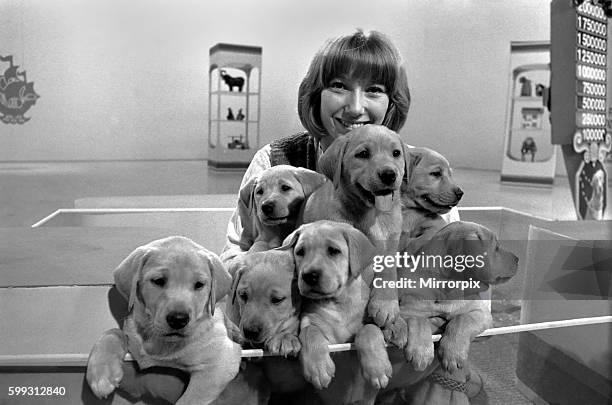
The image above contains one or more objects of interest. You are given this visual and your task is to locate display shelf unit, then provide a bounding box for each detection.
[207,43,262,170]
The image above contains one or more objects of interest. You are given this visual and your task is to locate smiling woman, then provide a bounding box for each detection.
[220,28,412,266]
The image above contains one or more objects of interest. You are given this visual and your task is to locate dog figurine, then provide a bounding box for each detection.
[237,165,328,252]
[220,69,245,92]
[86,236,241,405]
[585,169,605,220]
[283,220,392,403]
[399,146,463,254]
[397,221,518,373]
[303,124,410,340]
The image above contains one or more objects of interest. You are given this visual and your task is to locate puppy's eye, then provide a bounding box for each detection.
[255,187,264,195]
[328,246,341,256]
[355,150,370,159]
[281,184,292,192]
[238,290,248,301]
[430,171,442,178]
[271,296,286,305]
[194,281,205,290]
[151,277,166,287]
[295,247,305,257]
[392,149,401,158]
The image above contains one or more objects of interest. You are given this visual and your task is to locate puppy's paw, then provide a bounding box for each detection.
[86,355,123,398]
[382,317,408,348]
[360,354,392,389]
[403,339,434,372]
[301,352,335,390]
[438,337,469,373]
[266,333,301,357]
[368,299,399,328]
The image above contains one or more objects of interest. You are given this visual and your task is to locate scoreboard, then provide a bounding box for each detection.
[551,0,611,219]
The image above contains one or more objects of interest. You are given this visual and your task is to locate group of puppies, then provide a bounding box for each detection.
[86,124,518,405]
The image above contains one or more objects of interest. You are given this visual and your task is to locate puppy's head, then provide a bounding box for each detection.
[282,220,376,299]
[318,124,410,212]
[403,147,463,214]
[114,236,232,339]
[591,169,605,199]
[230,249,299,347]
[431,221,518,288]
[237,165,328,246]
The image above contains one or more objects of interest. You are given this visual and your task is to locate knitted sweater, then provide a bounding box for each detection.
[269,131,317,170]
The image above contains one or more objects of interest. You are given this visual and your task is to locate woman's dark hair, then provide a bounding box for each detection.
[298,29,411,139]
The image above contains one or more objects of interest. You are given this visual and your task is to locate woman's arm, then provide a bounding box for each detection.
[219,145,272,272]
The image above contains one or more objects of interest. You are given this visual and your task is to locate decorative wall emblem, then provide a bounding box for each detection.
[0,55,40,124]
[573,130,611,219]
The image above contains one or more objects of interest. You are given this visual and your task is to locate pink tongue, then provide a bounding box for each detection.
[375,193,394,212]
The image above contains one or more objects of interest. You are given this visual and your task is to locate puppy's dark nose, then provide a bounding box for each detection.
[261,201,275,215]
[379,169,396,185]
[455,188,464,200]
[243,325,262,341]
[166,311,190,330]
[301,269,320,286]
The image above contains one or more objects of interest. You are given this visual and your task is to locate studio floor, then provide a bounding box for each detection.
[1,160,609,405]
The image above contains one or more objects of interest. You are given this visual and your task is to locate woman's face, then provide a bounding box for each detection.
[319,75,389,150]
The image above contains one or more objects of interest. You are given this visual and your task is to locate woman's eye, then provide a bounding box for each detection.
[281,184,292,192]
[271,296,286,305]
[329,80,346,90]
[393,149,401,158]
[367,85,386,94]
[355,150,370,159]
[151,277,166,287]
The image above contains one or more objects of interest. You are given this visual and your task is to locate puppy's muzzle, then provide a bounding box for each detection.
[166,311,190,330]
[378,168,397,186]
[301,269,321,287]
[242,324,264,343]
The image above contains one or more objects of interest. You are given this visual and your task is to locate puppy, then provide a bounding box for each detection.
[86,236,241,405]
[284,220,392,403]
[397,222,518,373]
[303,124,410,338]
[229,249,302,357]
[237,165,328,252]
[399,147,463,254]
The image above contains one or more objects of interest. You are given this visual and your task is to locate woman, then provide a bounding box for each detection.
[221,28,459,267]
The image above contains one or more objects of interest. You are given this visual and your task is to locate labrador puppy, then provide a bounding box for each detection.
[86,236,241,405]
[237,165,328,252]
[284,220,392,404]
[229,249,302,357]
[399,147,463,254]
[397,222,518,373]
[303,124,410,341]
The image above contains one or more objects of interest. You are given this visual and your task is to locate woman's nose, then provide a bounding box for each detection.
[345,89,365,116]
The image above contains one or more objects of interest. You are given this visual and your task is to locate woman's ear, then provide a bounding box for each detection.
[318,136,349,186]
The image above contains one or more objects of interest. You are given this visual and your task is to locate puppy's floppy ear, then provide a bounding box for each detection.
[292,167,328,197]
[342,225,377,279]
[200,250,232,316]
[401,142,412,185]
[113,245,155,312]
[318,136,349,187]
[238,176,260,249]
[278,226,302,250]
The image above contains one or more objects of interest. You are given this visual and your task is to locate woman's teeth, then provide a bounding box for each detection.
[338,119,367,129]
